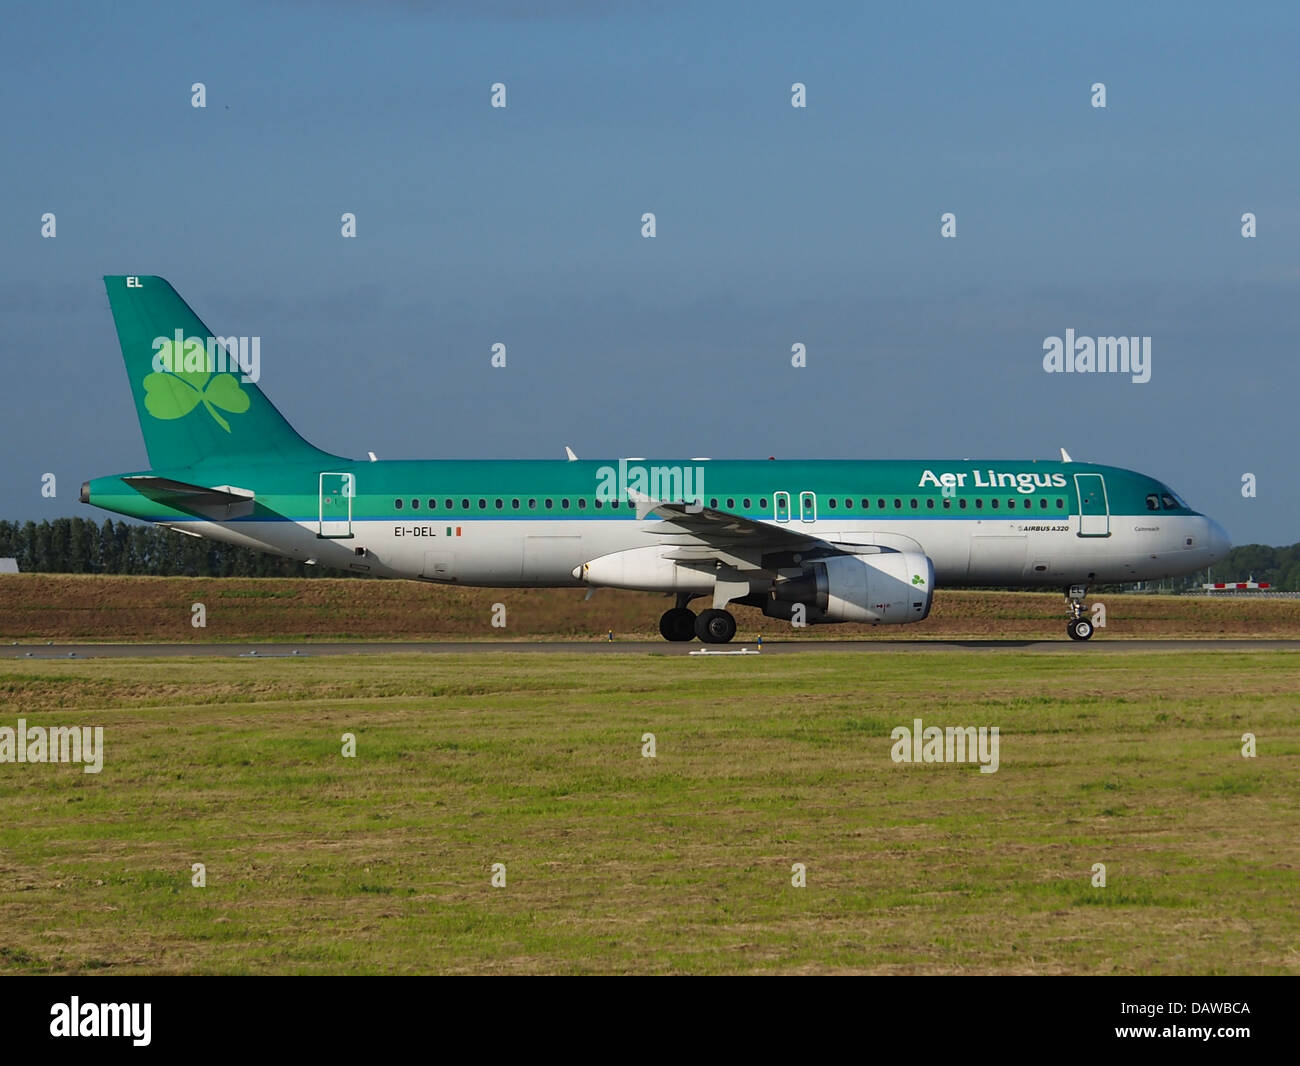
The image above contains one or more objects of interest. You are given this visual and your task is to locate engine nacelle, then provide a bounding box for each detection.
[764,551,934,624]
[575,546,714,593]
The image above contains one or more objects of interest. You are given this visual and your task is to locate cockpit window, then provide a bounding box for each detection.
[1161,494,1179,510]
[1146,494,1160,511]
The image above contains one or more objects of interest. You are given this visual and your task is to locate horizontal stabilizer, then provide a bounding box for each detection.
[121,476,255,518]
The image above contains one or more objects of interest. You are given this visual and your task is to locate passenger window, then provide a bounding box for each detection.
[1039,498,1047,509]
[478,499,486,510]
[578,498,586,509]
[395,498,403,510]
[545,498,553,509]
[427,499,435,510]
[877,499,885,509]
[461,499,470,510]
[445,499,453,510]
[512,499,520,509]
[594,499,602,509]
[960,499,967,509]
[727,498,735,508]
[1055,498,1064,509]
[926,498,935,509]
[893,499,901,509]
[828,498,837,509]
[942,499,951,510]
[495,499,503,510]
[991,499,999,509]
[561,499,569,509]
[976,499,983,510]
[861,499,869,509]
[743,498,751,509]
[910,499,917,509]
[411,498,419,509]
[760,498,768,509]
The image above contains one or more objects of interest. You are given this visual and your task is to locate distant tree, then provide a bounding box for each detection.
[1209,543,1300,591]
[50,518,73,572]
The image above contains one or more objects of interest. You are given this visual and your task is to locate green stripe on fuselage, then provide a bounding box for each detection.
[83,458,1198,523]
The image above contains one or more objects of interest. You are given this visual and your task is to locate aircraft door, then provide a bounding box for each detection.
[319,472,355,538]
[1074,473,1110,537]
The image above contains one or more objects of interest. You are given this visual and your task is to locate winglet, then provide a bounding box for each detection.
[565,446,578,461]
[1059,447,1073,463]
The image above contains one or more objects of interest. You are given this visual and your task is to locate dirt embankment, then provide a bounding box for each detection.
[1,574,1296,642]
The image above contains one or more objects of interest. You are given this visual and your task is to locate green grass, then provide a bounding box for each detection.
[0,650,1297,974]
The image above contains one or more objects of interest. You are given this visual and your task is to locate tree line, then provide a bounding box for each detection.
[1,517,1297,589]
[0,518,360,578]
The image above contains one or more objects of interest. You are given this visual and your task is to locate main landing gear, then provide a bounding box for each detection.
[1065,584,1095,641]
[658,595,737,643]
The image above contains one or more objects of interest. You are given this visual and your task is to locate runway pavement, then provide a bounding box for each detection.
[7,639,1300,658]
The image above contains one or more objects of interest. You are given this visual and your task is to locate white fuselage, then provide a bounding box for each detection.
[162,512,1223,590]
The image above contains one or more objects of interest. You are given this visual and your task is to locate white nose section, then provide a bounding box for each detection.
[1207,518,1231,561]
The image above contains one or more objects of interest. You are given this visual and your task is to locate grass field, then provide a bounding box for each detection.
[1,649,1298,974]
[3,573,1299,641]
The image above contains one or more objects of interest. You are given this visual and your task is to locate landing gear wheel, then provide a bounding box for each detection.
[1064,583,1093,642]
[695,609,737,644]
[659,607,697,642]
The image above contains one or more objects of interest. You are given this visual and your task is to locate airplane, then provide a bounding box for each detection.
[81,276,1232,643]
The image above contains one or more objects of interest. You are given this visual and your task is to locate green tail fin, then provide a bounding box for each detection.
[103,275,335,470]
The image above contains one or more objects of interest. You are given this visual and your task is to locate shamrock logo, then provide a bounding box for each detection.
[143,348,249,433]
[912,574,925,585]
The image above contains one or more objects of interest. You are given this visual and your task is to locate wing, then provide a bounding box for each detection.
[630,494,925,572]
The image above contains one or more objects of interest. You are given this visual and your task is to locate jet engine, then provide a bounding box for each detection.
[762,551,934,625]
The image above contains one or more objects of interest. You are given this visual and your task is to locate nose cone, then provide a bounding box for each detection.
[1206,518,1231,562]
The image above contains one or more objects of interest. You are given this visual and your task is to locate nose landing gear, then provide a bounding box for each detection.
[1065,584,1095,641]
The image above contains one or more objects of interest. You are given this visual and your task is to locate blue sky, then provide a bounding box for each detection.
[3,0,1297,543]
